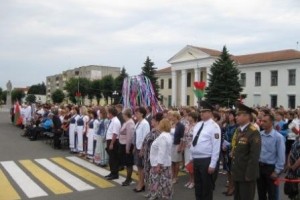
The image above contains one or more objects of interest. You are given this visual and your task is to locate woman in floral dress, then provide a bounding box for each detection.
[141,113,164,198]
[183,111,198,189]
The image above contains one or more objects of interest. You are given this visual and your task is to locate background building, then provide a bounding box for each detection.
[156,45,300,108]
[46,65,120,102]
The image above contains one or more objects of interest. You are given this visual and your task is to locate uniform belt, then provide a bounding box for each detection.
[194,157,211,160]
[259,162,275,167]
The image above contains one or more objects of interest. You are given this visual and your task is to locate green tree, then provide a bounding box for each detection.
[141,56,160,99]
[206,46,243,107]
[64,77,91,103]
[1,90,7,104]
[102,75,115,104]
[11,89,25,102]
[28,83,46,95]
[114,67,128,104]
[91,79,103,105]
[51,89,65,104]
[25,94,36,103]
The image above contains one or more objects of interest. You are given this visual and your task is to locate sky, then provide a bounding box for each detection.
[0,0,299,90]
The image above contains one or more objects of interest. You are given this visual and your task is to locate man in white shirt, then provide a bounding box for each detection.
[190,101,221,200]
[105,107,121,180]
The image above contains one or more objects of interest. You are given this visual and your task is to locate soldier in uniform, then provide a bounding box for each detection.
[190,101,221,200]
[231,102,261,200]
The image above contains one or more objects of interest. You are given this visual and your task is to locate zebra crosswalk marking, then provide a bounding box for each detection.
[51,157,115,189]
[19,160,73,195]
[66,156,132,185]
[1,161,48,198]
[35,158,94,191]
[0,169,20,200]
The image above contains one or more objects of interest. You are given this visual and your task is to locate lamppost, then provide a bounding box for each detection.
[188,52,201,108]
[75,71,81,105]
[112,90,119,105]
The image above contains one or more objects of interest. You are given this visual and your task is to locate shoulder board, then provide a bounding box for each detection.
[249,125,257,131]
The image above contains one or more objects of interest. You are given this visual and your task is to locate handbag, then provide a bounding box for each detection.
[284,174,299,198]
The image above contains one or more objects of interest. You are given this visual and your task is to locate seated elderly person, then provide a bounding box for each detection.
[28,113,54,141]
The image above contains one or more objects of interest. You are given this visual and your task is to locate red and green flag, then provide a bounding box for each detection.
[14,101,22,125]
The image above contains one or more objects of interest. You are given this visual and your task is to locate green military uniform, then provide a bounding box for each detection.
[231,103,261,200]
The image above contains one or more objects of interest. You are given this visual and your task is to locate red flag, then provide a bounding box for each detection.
[14,101,22,125]
[193,81,206,90]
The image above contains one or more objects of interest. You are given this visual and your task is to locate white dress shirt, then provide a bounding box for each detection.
[150,132,172,167]
[190,118,221,168]
[288,119,299,140]
[134,119,150,150]
[106,116,121,140]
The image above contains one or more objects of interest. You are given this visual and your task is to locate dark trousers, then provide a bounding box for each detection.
[257,163,277,200]
[106,139,120,176]
[234,181,256,200]
[194,157,213,200]
[53,131,62,148]
[29,127,46,139]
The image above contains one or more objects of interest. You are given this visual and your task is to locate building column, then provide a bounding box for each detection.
[172,70,177,106]
[181,69,187,106]
[194,68,200,106]
[206,67,210,86]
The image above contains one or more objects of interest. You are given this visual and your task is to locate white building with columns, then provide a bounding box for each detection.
[156,45,300,108]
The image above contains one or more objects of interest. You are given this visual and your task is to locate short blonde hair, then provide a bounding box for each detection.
[158,119,171,132]
[170,111,181,120]
[80,106,88,115]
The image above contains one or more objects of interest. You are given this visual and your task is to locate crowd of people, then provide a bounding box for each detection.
[9,100,300,200]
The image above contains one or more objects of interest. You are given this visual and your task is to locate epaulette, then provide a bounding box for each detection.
[249,125,257,131]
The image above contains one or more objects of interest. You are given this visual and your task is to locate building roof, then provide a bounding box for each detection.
[189,45,222,56]
[13,87,30,92]
[233,49,300,65]
[156,67,171,74]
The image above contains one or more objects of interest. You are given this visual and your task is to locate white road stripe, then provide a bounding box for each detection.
[35,158,94,191]
[66,157,133,185]
[1,161,48,198]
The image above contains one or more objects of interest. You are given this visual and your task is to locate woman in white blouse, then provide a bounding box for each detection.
[148,119,173,200]
[76,106,89,157]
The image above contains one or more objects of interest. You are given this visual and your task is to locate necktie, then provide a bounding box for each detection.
[192,123,204,147]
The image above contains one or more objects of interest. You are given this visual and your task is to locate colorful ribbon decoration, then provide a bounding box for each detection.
[274,178,300,185]
[193,81,206,100]
[122,75,162,113]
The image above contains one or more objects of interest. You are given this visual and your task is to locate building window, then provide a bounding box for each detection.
[168,78,172,89]
[160,95,164,105]
[187,73,191,87]
[168,95,172,107]
[186,95,190,106]
[289,69,296,86]
[200,71,204,81]
[56,77,59,81]
[160,79,164,89]
[271,71,278,86]
[240,73,246,87]
[270,95,277,108]
[255,72,261,86]
[288,95,296,109]
[56,83,59,87]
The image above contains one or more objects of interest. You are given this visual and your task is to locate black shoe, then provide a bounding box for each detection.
[122,179,132,186]
[133,186,145,193]
[105,173,112,178]
[100,164,108,168]
[107,175,119,180]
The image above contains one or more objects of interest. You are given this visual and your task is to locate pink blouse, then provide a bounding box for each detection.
[119,118,135,150]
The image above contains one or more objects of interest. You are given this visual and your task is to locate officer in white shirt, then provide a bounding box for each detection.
[105,107,121,180]
[190,101,221,200]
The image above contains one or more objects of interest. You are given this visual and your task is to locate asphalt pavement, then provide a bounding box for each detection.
[0,109,288,200]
